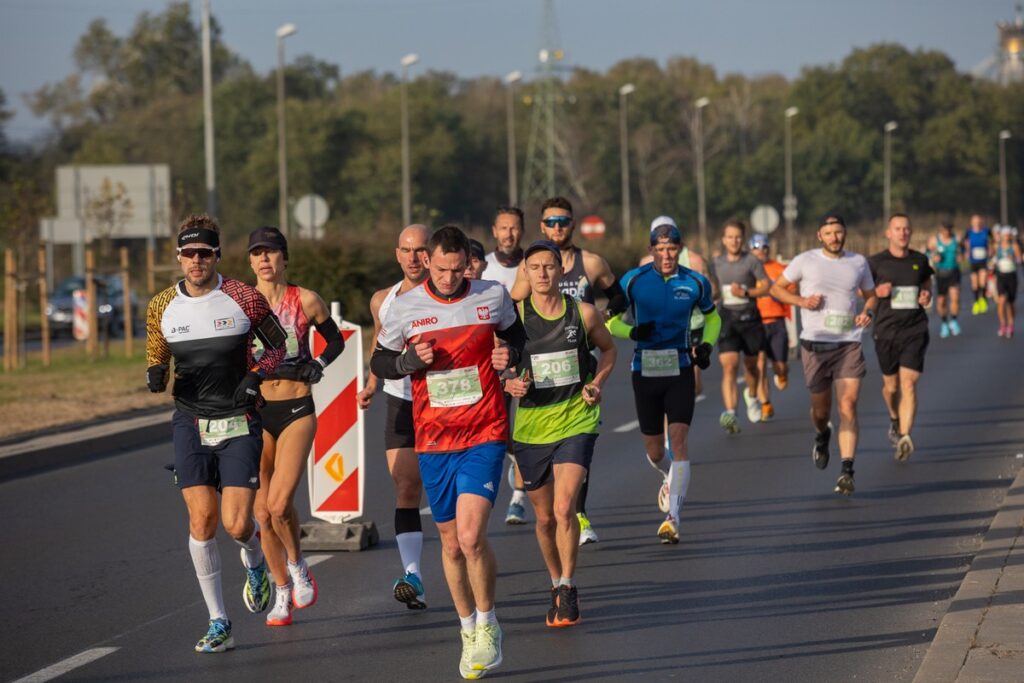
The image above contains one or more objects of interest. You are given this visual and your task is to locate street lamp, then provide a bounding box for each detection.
[694,96,710,253]
[618,83,636,243]
[201,0,216,217]
[276,22,297,236]
[883,120,898,224]
[784,106,799,258]
[504,70,522,206]
[1000,130,1012,226]
[400,53,419,226]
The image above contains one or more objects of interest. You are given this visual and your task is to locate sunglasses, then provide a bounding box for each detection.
[542,216,573,228]
[179,247,218,259]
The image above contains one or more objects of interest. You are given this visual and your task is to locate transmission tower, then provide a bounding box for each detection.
[973,4,1024,85]
[521,0,577,202]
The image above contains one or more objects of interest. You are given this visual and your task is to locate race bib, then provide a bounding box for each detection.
[531,349,580,388]
[972,246,988,261]
[722,285,748,306]
[641,349,680,377]
[891,286,919,310]
[823,311,854,334]
[997,257,1016,274]
[426,366,483,408]
[198,415,249,447]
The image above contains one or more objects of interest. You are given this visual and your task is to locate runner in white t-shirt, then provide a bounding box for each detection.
[769,215,878,495]
[484,206,525,292]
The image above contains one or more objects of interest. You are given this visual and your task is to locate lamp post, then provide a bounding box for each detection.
[504,70,522,206]
[1000,130,1011,226]
[619,83,636,243]
[201,0,217,217]
[883,120,898,224]
[276,23,297,236]
[784,106,799,258]
[400,53,419,226]
[694,96,710,252]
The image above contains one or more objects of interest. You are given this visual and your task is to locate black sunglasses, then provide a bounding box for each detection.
[179,247,218,259]
[542,216,573,228]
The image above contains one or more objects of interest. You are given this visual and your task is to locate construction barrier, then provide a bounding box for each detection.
[72,290,89,341]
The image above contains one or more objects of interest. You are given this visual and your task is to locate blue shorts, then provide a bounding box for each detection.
[418,442,505,523]
[171,410,263,490]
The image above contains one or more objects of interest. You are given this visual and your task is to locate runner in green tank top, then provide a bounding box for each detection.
[503,240,616,628]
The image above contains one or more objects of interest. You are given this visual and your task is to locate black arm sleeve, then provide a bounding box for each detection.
[495,316,527,368]
[370,344,430,379]
[602,281,627,316]
[313,317,345,366]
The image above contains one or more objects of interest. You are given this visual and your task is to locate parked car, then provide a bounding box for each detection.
[46,275,140,338]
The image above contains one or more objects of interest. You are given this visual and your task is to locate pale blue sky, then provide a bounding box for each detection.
[0,0,1017,142]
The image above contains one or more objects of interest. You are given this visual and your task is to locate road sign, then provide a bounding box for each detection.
[293,194,329,239]
[579,215,606,240]
[751,205,780,234]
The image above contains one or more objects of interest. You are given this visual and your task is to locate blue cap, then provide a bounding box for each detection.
[524,239,562,263]
[650,224,682,246]
[748,234,769,250]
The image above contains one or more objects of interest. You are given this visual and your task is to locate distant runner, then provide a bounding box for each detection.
[749,233,791,421]
[927,221,962,338]
[993,226,1021,338]
[465,239,488,280]
[964,214,992,315]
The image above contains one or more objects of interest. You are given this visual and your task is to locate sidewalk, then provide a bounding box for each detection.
[913,460,1024,683]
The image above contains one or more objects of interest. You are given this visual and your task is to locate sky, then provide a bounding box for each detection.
[0,0,1018,142]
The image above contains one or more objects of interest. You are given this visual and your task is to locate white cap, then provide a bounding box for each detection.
[649,215,677,232]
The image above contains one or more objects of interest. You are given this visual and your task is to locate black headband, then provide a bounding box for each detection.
[178,228,220,249]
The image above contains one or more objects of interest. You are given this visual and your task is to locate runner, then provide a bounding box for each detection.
[927,221,962,338]
[749,233,791,421]
[465,239,488,280]
[356,224,432,610]
[608,223,720,543]
[769,214,877,495]
[964,214,993,315]
[146,214,287,652]
[709,220,770,434]
[484,206,525,291]
[868,214,934,461]
[371,225,526,679]
[993,226,1021,338]
[511,196,626,545]
[246,226,345,626]
[502,240,616,626]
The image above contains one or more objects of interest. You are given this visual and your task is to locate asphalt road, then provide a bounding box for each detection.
[3,311,1023,682]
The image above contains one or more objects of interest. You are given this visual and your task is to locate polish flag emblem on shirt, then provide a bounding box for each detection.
[476,306,491,321]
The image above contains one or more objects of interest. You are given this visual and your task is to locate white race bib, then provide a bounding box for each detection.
[198,415,249,447]
[972,246,988,261]
[997,257,1016,274]
[531,349,580,388]
[426,366,483,408]
[721,285,749,306]
[641,349,680,377]
[823,310,855,334]
[891,286,919,310]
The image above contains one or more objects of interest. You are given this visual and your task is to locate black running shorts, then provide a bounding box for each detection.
[172,410,262,490]
[259,395,315,440]
[996,273,1018,303]
[631,366,697,435]
[935,268,961,294]
[874,331,929,375]
[761,319,789,363]
[512,433,597,491]
[718,310,765,357]
[384,393,415,450]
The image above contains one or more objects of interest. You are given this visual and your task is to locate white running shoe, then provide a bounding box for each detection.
[895,434,915,462]
[266,583,293,626]
[288,560,318,609]
[657,478,670,514]
[743,388,763,424]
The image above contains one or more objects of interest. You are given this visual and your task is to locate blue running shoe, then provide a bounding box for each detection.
[242,556,271,614]
[505,501,526,525]
[195,618,233,653]
[949,319,962,336]
[939,322,950,338]
[393,571,427,610]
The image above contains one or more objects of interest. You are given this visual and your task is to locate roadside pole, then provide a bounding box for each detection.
[38,246,50,367]
[120,247,133,357]
[85,246,97,359]
[3,249,16,371]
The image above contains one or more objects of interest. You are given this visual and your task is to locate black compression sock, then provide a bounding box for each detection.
[841,459,854,474]
[395,507,422,534]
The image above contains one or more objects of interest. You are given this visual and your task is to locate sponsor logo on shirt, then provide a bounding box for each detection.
[565,325,579,343]
[476,306,491,321]
[214,317,235,330]
[412,316,439,328]
[171,324,191,334]
[673,287,693,300]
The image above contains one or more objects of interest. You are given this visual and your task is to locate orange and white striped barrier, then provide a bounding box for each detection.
[72,289,89,341]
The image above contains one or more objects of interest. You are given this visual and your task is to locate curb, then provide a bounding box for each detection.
[0,409,173,482]
[912,462,1024,683]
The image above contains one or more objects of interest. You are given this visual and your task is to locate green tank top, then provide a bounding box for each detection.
[513,294,600,444]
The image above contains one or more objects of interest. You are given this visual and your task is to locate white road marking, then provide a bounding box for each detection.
[12,648,119,683]
[420,506,433,516]
[305,554,331,567]
[696,394,707,403]
[613,419,640,433]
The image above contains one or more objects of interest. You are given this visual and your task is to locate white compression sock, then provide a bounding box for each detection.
[235,526,264,569]
[189,536,227,620]
[511,489,528,505]
[460,611,477,633]
[668,460,692,520]
[476,609,498,626]
[396,531,423,577]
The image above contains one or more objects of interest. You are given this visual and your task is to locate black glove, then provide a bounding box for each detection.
[692,342,713,370]
[297,359,326,384]
[233,371,263,407]
[147,364,169,393]
[630,321,656,341]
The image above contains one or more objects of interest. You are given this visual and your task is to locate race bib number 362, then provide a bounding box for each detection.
[426,366,483,408]
[641,349,680,377]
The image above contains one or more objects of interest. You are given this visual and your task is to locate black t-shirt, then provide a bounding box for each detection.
[868,249,934,339]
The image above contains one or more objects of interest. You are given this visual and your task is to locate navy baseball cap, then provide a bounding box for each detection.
[248,226,288,253]
[524,239,562,262]
[468,238,486,261]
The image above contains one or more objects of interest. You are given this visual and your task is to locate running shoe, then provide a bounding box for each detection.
[578,512,598,545]
[1008,325,1015,339]
[895,434,915,462]
[949,319,962,336]
[812,423,832,470]
[470,623,503,675]
[940,322,950,338]
[887,418,900,445]
[289,560,318,609]
[459,628,477,680]
[545,587,559,627]
[972,300,981,315]
[998,325,1006,337]
[743,388,763,423]
[504,500,526,525]
[835,465,855,495]
[266,584,293,626]
[658,515,680,544]
[719,411,741,435]
[195,618,233,653]
[393,571,427,610]
[761,402,775,422]
[657,478,670,514]
[774,372,788,391]
[242,556,271,614]
[552,585,581,627]
[980,298,989,314]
